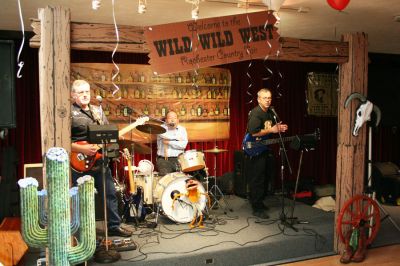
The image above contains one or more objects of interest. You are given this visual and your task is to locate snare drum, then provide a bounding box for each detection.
[156,174,207,223]
[178,150,206,173]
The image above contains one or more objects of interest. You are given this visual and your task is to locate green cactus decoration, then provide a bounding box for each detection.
[18,147,96,265]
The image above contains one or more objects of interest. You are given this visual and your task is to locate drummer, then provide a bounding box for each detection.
[156,111,188,176]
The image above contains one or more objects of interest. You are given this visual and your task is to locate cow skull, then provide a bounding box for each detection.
[344,93,381,136]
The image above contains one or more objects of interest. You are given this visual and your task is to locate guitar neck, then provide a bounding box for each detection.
[261,136,295,145]
[119,121,139,137]
[127,159,136,194]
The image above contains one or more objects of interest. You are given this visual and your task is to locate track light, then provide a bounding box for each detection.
[138,0,147,14]
[92,0,101,10]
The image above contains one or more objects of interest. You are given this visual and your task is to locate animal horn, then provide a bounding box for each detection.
[344,92,367,108]
[372,105,381,127]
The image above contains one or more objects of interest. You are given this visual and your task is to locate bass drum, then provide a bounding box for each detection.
[160,176,207,223]
[154,172,188,202]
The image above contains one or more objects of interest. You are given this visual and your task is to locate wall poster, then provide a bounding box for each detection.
[307,72,338,117]
[71,63,231,144]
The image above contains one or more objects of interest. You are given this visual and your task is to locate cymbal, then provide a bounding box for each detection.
[118,140,151,154]
[204,147,229,153]
[136,123,166,134]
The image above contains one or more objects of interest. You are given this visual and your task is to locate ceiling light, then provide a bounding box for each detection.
[138,0,147,14]
[92,0,101,10]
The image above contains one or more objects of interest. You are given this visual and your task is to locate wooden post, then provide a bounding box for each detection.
[38,6,71,176]
[335,33,369,252]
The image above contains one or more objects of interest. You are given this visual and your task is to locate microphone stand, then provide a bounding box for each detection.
[272,115,296,231]
[94,139,121,263]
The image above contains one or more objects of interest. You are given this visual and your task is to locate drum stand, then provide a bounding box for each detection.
[207,150,233,213]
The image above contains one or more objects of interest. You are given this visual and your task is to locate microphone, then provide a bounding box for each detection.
[96,95,103,104]
[269,106,280,122]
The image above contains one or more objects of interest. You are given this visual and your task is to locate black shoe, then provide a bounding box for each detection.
[252,210,269,219]
[108,227,132,237]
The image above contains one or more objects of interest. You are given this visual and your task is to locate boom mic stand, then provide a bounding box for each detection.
[272,115,296,231]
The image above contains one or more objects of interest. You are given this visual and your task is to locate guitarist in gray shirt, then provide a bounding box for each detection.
[71,79,133,237]
[245,88,288,219]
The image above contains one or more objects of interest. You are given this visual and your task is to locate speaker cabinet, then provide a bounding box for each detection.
[372,162,400,205]
[234,150,247,198]
[0,40,16,128]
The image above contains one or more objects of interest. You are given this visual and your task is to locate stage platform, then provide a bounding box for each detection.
[22,194,400,265]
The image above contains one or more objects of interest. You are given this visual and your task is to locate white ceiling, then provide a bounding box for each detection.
[2,0,400,54]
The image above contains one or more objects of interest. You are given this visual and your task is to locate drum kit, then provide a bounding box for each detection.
[113,120,232,224]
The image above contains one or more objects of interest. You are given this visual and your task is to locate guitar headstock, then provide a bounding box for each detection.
[136,116,149,126]
[122,148,131,160]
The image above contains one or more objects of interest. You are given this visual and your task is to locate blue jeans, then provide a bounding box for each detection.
[71,159,121,230]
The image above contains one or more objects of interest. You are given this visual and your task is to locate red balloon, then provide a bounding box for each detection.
[327,0,350,11]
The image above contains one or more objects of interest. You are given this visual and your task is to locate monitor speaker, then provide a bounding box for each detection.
[0,40,16,128]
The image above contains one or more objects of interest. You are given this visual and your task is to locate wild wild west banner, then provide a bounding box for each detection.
[145,11,280,75]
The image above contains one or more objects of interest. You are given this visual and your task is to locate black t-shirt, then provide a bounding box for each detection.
[247,105,275,135]
[71,103,109,142]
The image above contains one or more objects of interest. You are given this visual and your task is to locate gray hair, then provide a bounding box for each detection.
[71,79,90,93]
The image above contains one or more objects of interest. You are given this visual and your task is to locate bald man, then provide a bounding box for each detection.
[156,111,188,176]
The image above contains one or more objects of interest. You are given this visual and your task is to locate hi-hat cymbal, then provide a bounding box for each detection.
[118,140,151,154]
[136,123,166,134]
[204,147,229,153]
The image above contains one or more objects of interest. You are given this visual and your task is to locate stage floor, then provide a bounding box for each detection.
[22,194,400,265]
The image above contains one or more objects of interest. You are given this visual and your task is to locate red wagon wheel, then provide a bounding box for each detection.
[337,194,381,245]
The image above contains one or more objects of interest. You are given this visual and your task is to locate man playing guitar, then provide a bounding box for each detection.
[71,79,132,237]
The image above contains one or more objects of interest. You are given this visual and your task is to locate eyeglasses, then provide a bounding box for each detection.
[75,90,90,95]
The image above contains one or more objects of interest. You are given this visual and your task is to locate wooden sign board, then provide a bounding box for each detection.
[145,11,279,75]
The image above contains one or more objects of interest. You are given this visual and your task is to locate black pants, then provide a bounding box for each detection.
[245,151,275,210]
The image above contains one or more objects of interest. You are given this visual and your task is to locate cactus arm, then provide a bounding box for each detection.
[68,176,96,265]
[38,189,48,226]
[18,178,48,247]
[70,187,80,235]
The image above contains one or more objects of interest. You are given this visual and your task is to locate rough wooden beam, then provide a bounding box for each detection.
[30,21,348,63]
[334,32,368,253]
[38,6,71,160]
[31,20,148,53]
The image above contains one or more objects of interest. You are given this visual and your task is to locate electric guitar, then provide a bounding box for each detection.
[70,116,149,172]
[242,129,320,157]
[122,148,146,222]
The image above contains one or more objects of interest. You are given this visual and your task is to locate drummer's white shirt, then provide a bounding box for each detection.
[157,124,188,157]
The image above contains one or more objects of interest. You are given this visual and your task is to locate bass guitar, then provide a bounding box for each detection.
[121,148,146,223]
[242,129,320,157]
[70,116,149,172]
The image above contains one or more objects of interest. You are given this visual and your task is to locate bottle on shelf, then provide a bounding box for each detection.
[173,87,179,99]
[161,105,168,117]
[104,104,110,116]
[123,106,129,117]
[211,88,216,99]
[190,105,196,117]
[115,106,121,116]
[143,105,149,115]
[216,88,224,99]
[223,105,228,116]
[140,72,146,82]
[155,105,160,116]
[186,73,191,83]
[134,87,140,99]
[207,87,212,99]
[140,88,145,99]
[183,88,190,99]
[196,105,202,117]
[180,105,186,116]
[202,108,208,117]
[215,104,220,116]
[177,73,183,83]
[177,88,182,99]
[211,74,216,84]
[101,71,106,81]
[209,108,214,116]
